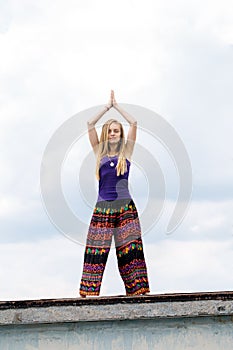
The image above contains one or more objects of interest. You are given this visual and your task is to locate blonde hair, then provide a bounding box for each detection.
[95,119,127,180]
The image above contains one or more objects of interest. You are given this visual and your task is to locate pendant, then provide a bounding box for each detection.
[110,161,115,167]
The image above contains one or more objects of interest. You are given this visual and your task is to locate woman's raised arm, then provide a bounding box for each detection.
[87,91,113,155]
[112,91,137,159]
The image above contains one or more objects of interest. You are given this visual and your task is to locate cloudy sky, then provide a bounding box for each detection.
[0,0,233,300]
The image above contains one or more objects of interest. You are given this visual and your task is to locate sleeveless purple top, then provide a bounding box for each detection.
[97,155,132,202]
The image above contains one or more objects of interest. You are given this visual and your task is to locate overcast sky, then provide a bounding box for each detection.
[0,0,233,300]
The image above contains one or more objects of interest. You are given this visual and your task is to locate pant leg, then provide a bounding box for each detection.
[114,199,150,296]
[79,203,115,296]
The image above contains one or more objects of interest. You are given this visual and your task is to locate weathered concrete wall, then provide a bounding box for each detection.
[0,316,233,350]
[0,292,232,350]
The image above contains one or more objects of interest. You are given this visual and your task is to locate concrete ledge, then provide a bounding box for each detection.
[0,291,233,326]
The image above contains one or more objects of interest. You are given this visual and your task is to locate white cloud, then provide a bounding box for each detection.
[146,199,233,242]
[0,236,83,300]
[145,238,233,293]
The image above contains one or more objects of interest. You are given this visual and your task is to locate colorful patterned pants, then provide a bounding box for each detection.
[79,198,150,296]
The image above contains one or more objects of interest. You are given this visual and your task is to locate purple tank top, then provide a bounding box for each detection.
[97,155,132,202]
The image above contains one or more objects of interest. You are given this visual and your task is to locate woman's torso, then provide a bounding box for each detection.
[97,155,132,202]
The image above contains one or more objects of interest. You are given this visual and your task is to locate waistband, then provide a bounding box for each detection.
[94,198,135,213]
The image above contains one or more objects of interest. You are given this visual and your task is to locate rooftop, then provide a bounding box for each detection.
[0,291,233,326]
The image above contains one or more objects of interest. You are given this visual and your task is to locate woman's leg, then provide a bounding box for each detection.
[79,203,115,297]
[114,199,150,296]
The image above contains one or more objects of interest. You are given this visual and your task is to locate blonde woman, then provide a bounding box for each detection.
[79,90,150,297]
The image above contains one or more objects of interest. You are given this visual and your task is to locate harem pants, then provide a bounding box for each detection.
[79,198,150,296]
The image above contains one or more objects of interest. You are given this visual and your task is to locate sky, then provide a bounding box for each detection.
[0,0,233,300]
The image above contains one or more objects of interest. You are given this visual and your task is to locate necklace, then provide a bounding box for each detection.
[107,153,118,167]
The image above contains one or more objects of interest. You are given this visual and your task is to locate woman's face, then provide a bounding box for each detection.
[108,122,121,145]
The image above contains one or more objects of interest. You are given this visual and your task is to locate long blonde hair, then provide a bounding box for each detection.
[95,119,127,180]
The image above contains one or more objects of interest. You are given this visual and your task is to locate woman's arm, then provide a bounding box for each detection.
[112,92,137,159]
[87,92,113,156]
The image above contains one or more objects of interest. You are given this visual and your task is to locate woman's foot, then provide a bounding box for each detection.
[80,294,99,298]
[126,291,150,297]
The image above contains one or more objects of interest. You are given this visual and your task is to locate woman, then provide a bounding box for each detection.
[79,90,150,297]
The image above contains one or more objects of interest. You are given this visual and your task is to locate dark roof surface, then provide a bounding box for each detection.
[0,291,233,310]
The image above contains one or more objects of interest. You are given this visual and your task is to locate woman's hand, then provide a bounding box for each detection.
[112,90,118,107]
[105,90,114,110]
[104,90,118,111]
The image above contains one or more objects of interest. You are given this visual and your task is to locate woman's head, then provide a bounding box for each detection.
[99,119,125,154]
[95,119,128,180]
